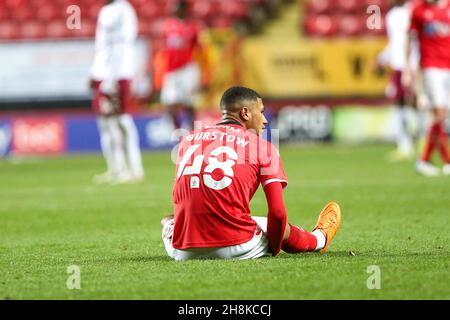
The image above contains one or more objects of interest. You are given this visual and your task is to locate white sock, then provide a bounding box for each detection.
[394,106,413,154]
[119,114,144,177]
[109,116,127,175]
[312,229,326,251]
[97,117,115,174]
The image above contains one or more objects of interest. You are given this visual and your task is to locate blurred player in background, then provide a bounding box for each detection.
[160,0,204,130]
[90,0,145,184]
[404,0,450,176]
[377,0,420,161]
[161,86,341,260]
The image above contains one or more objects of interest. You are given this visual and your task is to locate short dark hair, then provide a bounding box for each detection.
[220,86,261,112]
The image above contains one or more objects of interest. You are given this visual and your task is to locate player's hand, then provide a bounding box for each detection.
[88,79,97,90]
[402,67,415,90]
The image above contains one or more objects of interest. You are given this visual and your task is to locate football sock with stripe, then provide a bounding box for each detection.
[282,224,323,253]
[437,122,450,163]
[421,122,439,162]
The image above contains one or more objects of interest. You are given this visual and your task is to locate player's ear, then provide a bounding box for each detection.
[240,107,250,121]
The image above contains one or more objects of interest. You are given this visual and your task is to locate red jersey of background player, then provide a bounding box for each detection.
[410,0,450,69]
[172,123,288,250]
[162,18,202,72]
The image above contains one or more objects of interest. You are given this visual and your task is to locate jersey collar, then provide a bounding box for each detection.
[216,119,243,127]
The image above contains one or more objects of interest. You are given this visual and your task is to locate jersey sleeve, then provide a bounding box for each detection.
[263,182,287,256]
[258,139,288,189]
[409,5,421,33]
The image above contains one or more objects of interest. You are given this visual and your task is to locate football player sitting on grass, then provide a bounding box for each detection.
[161,86,341,260]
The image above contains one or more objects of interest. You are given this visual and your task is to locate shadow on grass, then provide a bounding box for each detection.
[276,250,446,259]
[78,255,173,264]
[86,250,446,265]
[115,252,354,263]
[124,255,173,263]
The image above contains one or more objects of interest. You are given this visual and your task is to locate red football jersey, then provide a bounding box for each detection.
[410,0,450,69]
[162,18,201,72]
[172,123,288,250]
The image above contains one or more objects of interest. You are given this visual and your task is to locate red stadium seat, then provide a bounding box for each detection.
[304,14,338,37]
[138,1,166,20]
[0,5,10,21]
[36,4,60,22]
[78,20,96,38]
[56,0,77,8]
[336,0,362,14]
[20,22,47,39]
[337,14,363,37]
[189,0,215,20]
[5,0,28,9]
[150,0,177,17]
[52,0,78,20]
[30,0,52,8]
[220,1,249,19]
[131,0,162,6]
[46,20,71,38]
[305,0,335,15]
[80,0,101,5]
[11,7,35,23]
[208,16,234,29]
[364,0,389,13]
[0,22,21,40]
[303,14,317,36]
[88,2,103,20]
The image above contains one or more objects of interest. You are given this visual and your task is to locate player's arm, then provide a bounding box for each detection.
[263,182,288,256]
[403,7,419,89]
[89,8,106,89]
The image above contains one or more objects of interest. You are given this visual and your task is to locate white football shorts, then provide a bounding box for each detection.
[162,216,270,261]
[160,62,200,107]
[423,67,450,109]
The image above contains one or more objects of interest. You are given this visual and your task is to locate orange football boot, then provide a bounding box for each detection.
[312,202,341,253]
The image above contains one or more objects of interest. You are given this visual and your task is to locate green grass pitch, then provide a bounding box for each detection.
[0,144,449,299]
